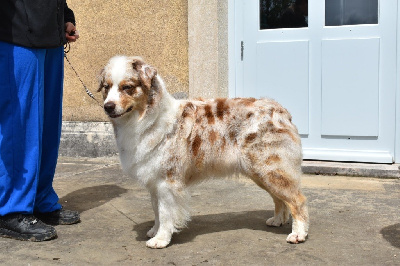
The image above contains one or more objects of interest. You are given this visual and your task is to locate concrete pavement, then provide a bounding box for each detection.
[0,156,399,265]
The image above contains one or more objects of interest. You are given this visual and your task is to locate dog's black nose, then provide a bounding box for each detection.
[104,102,116,113]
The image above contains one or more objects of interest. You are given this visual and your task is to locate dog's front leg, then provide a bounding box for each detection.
[146,181,177,249]
[146,189,160,238]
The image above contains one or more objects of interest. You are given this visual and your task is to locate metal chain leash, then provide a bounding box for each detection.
[64,42,103,108]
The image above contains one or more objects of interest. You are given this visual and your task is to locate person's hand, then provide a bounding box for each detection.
[65,22,79,42]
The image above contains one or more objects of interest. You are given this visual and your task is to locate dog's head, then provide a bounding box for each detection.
[98,56,160,119]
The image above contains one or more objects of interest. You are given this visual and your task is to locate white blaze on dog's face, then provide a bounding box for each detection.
[98,56,157,119]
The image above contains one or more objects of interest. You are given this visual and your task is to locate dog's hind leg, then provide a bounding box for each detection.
[261,170,309,244]
[284,191,308,244]
[248,167,309,244]
[248,176,290,227]
[146,181,190,249]
[266,195,290,227]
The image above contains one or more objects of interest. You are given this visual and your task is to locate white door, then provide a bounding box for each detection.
[235,0,397,163]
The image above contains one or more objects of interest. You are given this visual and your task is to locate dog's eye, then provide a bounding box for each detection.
[104,84,110,91]
[122,85,134,91]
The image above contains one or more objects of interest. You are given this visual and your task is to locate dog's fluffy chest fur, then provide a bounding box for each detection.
[112,91,180,182]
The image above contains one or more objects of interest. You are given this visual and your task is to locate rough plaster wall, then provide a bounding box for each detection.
[63,0,189,121]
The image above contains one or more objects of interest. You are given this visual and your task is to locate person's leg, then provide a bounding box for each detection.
[33,46,80,225]
[0,41,45,216]
[33,46,64,214]
[0,41,57,241]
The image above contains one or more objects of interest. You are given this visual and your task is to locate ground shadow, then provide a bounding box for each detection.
[380,223,400,249]
[59,185,128,213]
[134,210,291,246]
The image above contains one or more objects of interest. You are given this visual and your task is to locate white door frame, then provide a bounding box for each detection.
[228,0,400,163]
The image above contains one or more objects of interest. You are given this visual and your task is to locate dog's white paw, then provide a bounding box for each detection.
[146,237,170,249]
[146,227,158,238]
[286,232,307,244]
[266,216,286,227]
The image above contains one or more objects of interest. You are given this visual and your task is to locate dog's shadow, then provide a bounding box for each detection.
[380,223,400,249]
[134,210,291,245]
[59,184,128,213]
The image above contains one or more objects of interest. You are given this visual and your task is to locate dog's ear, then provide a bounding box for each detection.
[140,65,157,90]
[131,57,157,91]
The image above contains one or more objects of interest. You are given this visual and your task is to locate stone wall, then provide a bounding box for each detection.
[188,0,229,99]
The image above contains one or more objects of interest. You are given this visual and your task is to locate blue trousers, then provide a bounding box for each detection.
[0,41,63,215]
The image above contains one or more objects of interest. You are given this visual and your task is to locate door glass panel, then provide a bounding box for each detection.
[325,0,378,26]
[260,0,308,30]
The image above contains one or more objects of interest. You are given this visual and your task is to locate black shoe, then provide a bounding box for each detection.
[35,208,80,225]
[0,214,57,242]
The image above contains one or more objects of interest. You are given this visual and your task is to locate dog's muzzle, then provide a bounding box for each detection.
[104,102,133,118]
[104,102,116,114]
